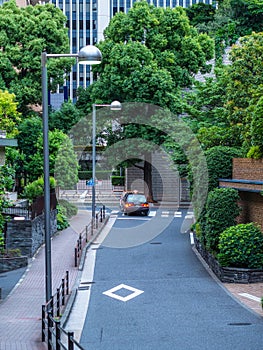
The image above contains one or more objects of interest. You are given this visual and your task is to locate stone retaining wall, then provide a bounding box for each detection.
[5,209,57,258]
[194,235,263,283]
[0,256,28,273]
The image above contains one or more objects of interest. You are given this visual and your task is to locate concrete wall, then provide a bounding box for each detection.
[126,151,181,204]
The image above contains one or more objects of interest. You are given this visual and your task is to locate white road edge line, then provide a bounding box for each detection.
[190,231,194,245]
[238,293,261,303]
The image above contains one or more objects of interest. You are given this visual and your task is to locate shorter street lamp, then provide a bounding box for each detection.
[91,101,122,225]
[41,45,102,302]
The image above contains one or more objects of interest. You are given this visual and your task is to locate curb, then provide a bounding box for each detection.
[60,214,110,327]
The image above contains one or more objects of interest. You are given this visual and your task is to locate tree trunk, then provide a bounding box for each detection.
[144,152,157,203]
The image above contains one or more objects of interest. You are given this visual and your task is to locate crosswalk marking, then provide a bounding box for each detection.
[114,210,194,220]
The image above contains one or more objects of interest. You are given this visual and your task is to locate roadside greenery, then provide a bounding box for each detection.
[218,223,263,268]
[22,177,56,202]
[200,188,241,254]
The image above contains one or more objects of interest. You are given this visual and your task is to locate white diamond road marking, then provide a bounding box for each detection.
[103,283,144,302]
[238,293,261,303]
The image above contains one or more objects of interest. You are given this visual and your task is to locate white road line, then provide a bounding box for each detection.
[238,293,261,303]
[190,231,194,244]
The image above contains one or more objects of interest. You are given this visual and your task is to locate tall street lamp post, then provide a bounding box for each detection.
[91,101,122,226]
[41,45,102,302]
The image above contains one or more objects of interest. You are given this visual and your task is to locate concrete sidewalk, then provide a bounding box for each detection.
[0,210,90,350]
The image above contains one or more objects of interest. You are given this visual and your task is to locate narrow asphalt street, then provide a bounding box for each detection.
[66,209,263,350]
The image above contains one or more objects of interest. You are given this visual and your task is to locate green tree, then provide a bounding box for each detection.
[0,1,73,113]
[49,100,85,134]
[0,90,21,136]
[27,130,79,185]
[76,2,214,201]
[205,146,243,192]
[54,136,79,190]
[224,32,263,150]
[186,2,216,27]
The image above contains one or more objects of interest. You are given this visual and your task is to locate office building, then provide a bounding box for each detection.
[51,0,214,101]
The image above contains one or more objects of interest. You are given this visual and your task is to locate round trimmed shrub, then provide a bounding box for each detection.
[218,223,263,268]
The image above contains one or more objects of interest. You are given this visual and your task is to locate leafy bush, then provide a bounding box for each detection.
[58,199,78,218]
[56,205,69,231]
[23,177,56,202]
[204,188,240,253]
[218,223,263,268]
[247,145,263,159]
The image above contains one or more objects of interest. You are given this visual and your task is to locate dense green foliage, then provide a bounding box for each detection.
[57,199,78,218]
[218,223,263,268]
[54,135,79,190]
[0,166,15,252]
[205,146,244,192]
[203,188,240,253]
[49,101,85,134]
[22,177,55,202]
[111,176,125,186]
[0,1,73,113]
[56,205,69,230]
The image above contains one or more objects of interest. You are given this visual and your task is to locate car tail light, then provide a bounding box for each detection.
[125,203,134,207]
[141,203,149,207]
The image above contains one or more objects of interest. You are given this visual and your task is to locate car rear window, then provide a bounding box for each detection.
[126,194,147,203]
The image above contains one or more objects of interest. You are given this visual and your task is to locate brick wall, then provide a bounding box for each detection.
[233,158,263,181]
[237,192,263,231]
[219,158,263,231]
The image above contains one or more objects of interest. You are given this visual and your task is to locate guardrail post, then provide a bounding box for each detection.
[91,218,94,236]
[68,331,74,350]
[50,296,54,317]
[55,318,61,350]
[47,311,53,350]
[96,213,98,229]
[100,208,103,222]
[56,288,60,317]
[74,247,78,267]
[42,305,46,342]
[66,271,69,295]
[85,225,88,242]
[61,278,65,306]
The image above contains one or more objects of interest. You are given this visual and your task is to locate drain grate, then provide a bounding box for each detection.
[150,242,162,245]
[228,322,252,326]
[78,285,90,291]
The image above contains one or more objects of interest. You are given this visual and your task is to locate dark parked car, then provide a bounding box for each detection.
[120,191,150,216]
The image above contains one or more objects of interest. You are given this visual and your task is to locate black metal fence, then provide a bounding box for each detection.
[74,205,106,267]
[42,205,107,349]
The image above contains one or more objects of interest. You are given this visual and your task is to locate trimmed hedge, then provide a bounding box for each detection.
[218,223,263,268]
[204,187,241,253]
[78,170,111,180]
[111,176,125,186]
